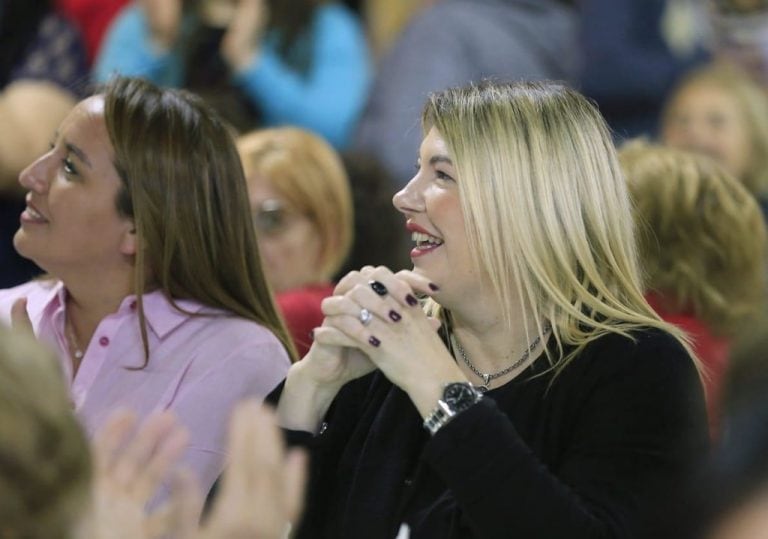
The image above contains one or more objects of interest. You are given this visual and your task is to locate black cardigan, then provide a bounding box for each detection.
[273,328,708,539]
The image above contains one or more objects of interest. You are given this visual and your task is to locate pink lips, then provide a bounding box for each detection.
[20,198,48,224]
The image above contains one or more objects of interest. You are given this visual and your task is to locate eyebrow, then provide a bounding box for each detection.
[429,155,453,166]
[65,141,92,169]
[53,130,93,169]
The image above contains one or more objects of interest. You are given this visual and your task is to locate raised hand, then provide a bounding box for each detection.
[140,0,183,51]
[221,0,268,72]
[195,401,307,539]
[10,297,33,336]
[81,410,189,539]
[319,266,466,417]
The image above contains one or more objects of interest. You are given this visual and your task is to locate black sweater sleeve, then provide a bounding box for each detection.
[420,330,708,538]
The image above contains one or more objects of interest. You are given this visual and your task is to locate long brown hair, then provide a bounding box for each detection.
[103,76,297,363]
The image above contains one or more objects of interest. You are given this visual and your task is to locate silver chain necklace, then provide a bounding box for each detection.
[454,324,551,391]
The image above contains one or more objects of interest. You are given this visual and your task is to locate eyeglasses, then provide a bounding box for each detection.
[252,199,291,235]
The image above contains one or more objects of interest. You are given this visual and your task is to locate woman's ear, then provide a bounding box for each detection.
[120,223,137,256]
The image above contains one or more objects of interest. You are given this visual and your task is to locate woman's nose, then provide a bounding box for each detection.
[392,172,425,215]
[18,154,51,194]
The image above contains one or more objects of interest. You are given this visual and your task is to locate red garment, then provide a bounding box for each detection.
[646,293,729,438]
[55,0,129,64]
[277,283,335,358]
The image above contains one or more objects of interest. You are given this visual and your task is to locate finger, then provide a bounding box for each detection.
[152,468,203,539]
[10,298,33,335]
[282,448,308,523]
[364,267,429,309]
[92,409,138,473]
[134,423,190,501]
[426,316,442,332]
[322,313,384,350]
[345,283,406,324]
[218,399,260,496]
[311,326,364,349]
[394,269,440,296]
[112,412,178,489]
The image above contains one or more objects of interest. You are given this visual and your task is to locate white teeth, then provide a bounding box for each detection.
[411,231,443,248]
[27,207,44,220]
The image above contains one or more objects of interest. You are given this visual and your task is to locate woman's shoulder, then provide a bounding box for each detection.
[0,279,60,310]
[569,326,699,387]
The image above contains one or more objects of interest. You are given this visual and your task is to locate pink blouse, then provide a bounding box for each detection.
[0,280,291,499]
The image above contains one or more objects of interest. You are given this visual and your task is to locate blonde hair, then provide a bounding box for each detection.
[422,80,692,373]
[620,140,767,336]
[237,127,354,282]
[662,61,768,198]
[0,327,91,539]
[104,77,297,363]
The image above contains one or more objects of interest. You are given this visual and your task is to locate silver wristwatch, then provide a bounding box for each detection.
[423,382,483,436]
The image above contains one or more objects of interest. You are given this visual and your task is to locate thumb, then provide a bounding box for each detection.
[11,298,33,335]
[426,316,442,332]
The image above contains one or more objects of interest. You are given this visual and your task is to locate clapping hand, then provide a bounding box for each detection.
[221,0,268,72]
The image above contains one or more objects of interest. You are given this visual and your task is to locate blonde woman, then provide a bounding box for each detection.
[620,140,767,435]
[661,61,768,213]
[238,127,354,356]
[0,76,293,504]
[274,81,708,538]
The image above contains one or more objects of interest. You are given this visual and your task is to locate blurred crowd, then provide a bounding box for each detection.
[4,0,768,538]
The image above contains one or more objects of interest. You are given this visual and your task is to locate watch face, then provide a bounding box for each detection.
[443,382,480,411]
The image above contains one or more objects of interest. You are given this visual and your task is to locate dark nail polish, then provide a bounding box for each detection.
[369,336,381,347]
[428,283,440,291]
[369,280,388,296]
[406,294,418,306]
[389,310,401,322]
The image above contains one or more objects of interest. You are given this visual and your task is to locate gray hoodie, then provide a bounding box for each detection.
[354,0,580,185]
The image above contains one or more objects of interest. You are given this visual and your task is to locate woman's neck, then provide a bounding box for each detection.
[448,302,547,385]
[62,271,135,348]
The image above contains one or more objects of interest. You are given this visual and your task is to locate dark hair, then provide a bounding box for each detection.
[335,152,410,279]
[103,76,297,363]
[0,0,51,86]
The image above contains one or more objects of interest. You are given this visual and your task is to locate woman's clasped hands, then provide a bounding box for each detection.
[312,267,460,402]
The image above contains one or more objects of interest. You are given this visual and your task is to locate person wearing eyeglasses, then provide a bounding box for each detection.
[237,127,354,356]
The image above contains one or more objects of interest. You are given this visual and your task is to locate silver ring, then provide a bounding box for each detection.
[358,308,373,326]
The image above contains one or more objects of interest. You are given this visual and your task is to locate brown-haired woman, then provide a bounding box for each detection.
[620,140,767,436]
[0,76,294,503]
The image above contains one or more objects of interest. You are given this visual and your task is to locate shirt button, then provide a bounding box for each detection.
[99,336,110,347]
[130,301,137,310]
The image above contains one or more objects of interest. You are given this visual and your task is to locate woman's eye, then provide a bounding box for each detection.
[63,157,78,175]
[436,170,454,181]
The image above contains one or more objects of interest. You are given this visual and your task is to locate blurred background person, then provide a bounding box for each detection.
[709,0,768,89]
[673,322,768,539]
[578,0,710,141]
[92,0,371,148]
[54,0,130,65]
[353,0,579,185]
[0,76,294,504]
[0,325,91,539]
[620,141,767,436]
[0,0,88,288]
[237,127,354,357]
[661,61,768,216]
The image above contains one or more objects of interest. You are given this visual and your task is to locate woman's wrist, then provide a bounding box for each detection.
[276,361,344,434]
[402,362,468,419]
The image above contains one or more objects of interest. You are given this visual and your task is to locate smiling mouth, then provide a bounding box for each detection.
[21,205,48,223]
[412,231,444,251]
